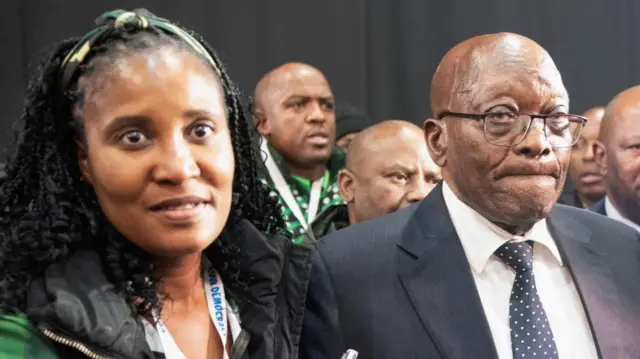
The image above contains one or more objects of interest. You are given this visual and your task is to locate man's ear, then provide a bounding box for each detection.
[253,108,271,137]
[593,140,608,177]
[76,140,93,184]
[338,168,356,203]
[424,118,448,168]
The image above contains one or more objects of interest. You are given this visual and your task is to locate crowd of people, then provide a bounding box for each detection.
[0,7,639,359]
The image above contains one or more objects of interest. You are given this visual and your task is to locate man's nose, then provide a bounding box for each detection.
[306,102,327,123]
[583,140,596,161]
[514,118,553,158]
[406,179,432,203]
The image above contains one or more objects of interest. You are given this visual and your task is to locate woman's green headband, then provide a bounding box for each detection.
[59,9,221,92]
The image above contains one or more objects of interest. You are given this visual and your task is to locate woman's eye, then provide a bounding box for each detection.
[191,124,214,138]
[120,130,148,146]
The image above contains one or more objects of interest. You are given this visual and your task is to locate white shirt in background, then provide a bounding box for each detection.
[604,196,640,232]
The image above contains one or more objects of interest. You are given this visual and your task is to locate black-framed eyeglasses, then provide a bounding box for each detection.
[438,111,588,148]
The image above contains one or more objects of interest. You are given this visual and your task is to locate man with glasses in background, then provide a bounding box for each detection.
[301,33,640,359]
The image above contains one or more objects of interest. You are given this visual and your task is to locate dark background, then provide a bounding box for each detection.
[1,0,639,152]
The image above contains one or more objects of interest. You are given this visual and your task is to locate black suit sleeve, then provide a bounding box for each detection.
[300,248,346,359]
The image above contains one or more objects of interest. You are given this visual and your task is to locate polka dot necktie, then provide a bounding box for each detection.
[495,240,559,359]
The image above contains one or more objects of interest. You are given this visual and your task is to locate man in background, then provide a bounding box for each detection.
[592,86,640,231]
[253,62,344,242]
[310,120,440,238]
[565,106,606,207]
[334,104,372,152]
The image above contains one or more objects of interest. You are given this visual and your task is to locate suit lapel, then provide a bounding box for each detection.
[548,208,629,359]
[397,185,499,359]
[589,198,606,215]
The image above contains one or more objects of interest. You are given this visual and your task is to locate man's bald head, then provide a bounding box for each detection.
[346,120,426,170]
[583,106,605,122]
[430,33,566,118]
[580,106,605,146]
[599,86,640,146]
[339,120,441,224]
[254,62,329,112]
[252,62,336,178]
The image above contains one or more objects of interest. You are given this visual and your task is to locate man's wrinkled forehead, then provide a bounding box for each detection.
[459,48,567,111]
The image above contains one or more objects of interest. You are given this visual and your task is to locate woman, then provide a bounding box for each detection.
[0,9,312,359]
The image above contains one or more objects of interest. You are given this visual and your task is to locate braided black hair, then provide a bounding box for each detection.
[0,10,284,317]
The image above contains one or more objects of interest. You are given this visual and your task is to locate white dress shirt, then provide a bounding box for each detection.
[442,181,597,359]
[604,196,640,232]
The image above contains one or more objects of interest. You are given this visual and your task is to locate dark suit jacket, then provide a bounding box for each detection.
[558,177,584,208]
[591,197,607,216]
[300,184,640,359]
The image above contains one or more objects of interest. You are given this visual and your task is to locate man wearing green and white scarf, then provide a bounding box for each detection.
[253,62,345,243]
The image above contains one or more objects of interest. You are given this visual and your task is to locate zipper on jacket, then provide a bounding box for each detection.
[42,328,107,359]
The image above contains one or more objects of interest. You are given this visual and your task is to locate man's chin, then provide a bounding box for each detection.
[305,151,332,165]
[497,174,558,189]
[491,207,550,235]
[583,190,606,203]
[484,191,557,232]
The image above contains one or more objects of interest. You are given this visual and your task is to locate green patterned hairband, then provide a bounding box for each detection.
[58,9,221,92]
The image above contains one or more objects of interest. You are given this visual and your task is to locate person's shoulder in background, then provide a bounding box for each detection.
[557,178,584,208]
[552,203,640,247]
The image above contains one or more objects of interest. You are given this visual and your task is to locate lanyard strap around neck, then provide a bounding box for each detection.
[155,258,229,359]
[260,138,323,229]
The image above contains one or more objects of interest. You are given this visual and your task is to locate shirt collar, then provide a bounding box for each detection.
[605,196,640,232]
[441,181,563,274]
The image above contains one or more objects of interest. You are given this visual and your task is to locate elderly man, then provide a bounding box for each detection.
[253,63,344,243]
[564,107,606,207]
[309,120,440,238]
[301,33,640,359]
[592,86,640,231]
